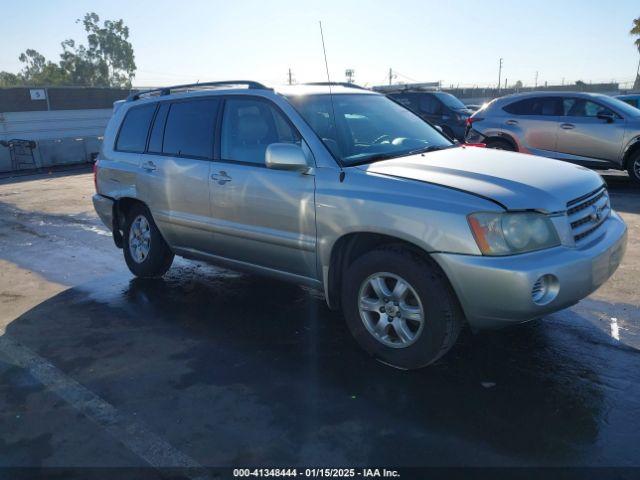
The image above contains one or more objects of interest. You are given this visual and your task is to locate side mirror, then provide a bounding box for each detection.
[265,143,310,172]
[597,112,614,123]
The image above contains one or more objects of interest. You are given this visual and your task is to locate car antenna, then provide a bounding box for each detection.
[319,20,344,181]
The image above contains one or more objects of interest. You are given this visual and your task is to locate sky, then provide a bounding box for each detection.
[0,0,638,89]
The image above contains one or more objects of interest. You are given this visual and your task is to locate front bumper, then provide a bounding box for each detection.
[92,194,115,232]
[432,212,627,329]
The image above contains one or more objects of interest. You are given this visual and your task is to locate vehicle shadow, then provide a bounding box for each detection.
[4,266,638,467]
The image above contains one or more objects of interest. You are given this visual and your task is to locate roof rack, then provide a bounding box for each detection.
[303,82,369,91]
[127,80,269,101]
[372,82,441,93]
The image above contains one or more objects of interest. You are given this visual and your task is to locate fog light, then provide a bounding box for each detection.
[531,274,559,305]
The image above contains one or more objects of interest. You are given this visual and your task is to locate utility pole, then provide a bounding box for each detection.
[534,71,539,88]
[287,68,294,85]
[497,58,503,92]
[389,68,393,85]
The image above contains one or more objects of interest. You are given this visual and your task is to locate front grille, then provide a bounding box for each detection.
[567,186,610,244]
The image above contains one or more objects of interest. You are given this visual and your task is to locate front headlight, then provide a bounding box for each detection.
[467,212,560,256]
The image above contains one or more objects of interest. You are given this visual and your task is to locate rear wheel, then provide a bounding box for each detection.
[627,150,640,185]
[123,203,174,277]
[485,138,516,151]
[341,246,463,369]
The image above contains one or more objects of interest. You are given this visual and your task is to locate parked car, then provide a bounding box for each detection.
[465,91,640,184]
[616,94,640,109]
[93,81,627,369]
[383,90,472,141]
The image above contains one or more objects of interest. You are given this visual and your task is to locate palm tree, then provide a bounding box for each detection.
[632,16,640,89]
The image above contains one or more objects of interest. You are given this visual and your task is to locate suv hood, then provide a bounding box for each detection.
[356,147,604,212]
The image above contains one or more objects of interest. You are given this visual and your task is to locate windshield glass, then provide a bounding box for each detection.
[286,94,452,165]
[434,92,468,110]
[604,96,640,117]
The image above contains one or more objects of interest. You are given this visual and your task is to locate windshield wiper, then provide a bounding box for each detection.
[347,144,455,167]
[408,144,455,155]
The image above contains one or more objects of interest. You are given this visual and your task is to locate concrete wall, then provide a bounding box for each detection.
[0,109,111,172]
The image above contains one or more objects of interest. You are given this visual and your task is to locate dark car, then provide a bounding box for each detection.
[386,91,472,141]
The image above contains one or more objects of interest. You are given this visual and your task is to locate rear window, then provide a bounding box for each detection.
[503,97,562,116]
[162,99,219,158]
[115,104,156,152]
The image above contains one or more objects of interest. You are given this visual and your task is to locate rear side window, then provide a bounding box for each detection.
[419,95,443,115]
[148,103,170,154]
[115,104,156,152]
[162,99,219,158]
[503,97,562,116]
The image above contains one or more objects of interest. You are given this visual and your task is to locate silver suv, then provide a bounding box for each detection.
[465,91,640,184]
[93,81,627,369]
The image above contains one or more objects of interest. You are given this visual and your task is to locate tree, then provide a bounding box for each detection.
[631,16,640,89]
[1,12,135,88]
[18,49,68,85]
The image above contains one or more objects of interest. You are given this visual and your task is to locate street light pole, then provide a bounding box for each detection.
[497,58,503,92]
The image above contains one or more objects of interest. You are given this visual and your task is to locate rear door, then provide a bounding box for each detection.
[502,96,563,153]
[208,96,317,279]
[555,97,625,162]
[136,98,220,253]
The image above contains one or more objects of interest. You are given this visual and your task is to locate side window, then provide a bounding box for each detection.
[563,98,614,117]
[420,95,442,115]
[221,98,300,165]
[115,104,156,152]
[390,94,416,111]
[148,103,170,154]
[162,99,219,158]
[504,97,561,116]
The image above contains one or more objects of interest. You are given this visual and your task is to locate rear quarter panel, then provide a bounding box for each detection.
[95,103,143,201]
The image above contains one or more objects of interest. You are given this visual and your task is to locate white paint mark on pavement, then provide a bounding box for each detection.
[0,335,209,479]
[611,317,620,340]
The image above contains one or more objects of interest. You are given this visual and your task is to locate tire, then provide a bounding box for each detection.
[485,138,516,151]
[123,203,174,278]
[626,150,640,185]
[341,246,463,369]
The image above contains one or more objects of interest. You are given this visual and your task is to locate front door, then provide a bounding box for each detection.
[555,97,625,163]
[208,97,317,279]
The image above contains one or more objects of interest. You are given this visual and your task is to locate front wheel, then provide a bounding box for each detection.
[627,150,640,185]
[341,246,463,369]
[123,203,174,278]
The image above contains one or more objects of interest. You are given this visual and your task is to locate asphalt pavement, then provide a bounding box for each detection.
[0,167,639,476]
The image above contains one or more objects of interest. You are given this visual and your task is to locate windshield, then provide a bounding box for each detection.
[604,96,640,117]
[434,92,468,110]
[286,94,452,165]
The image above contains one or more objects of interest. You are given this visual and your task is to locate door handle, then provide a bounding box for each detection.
[211,171,232,184]
[560,123,575,130]
[142,160,157,171]
[505,119,518,126]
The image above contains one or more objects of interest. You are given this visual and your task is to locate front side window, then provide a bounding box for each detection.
[162,99,219,158]
[503,97,562,116]
[286,93,452,166]
[221,98,300,165]
[563,98,614,117]
[116,104,156,152]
